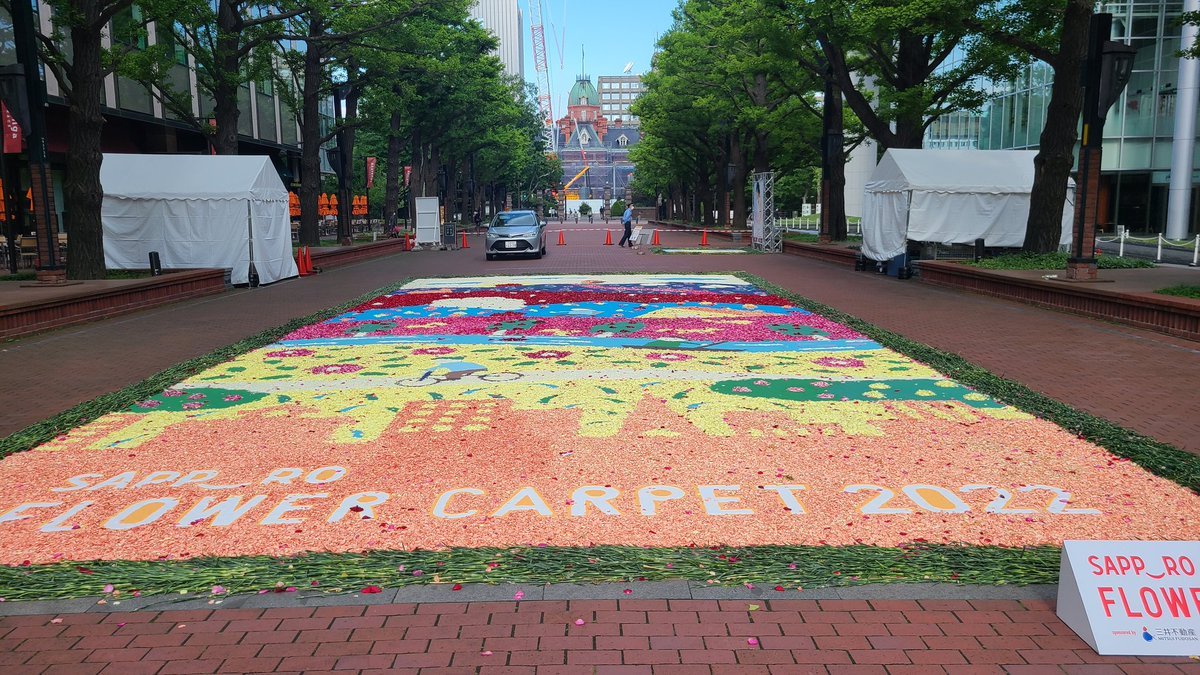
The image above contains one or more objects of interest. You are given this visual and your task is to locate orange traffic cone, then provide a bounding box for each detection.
[307,246,318,274]
[700,230,709,247]
[604,230,613,246]
[557,230,566,246]
[296,247,309,276]
[404,233,412,251]
[461,231,469,248]
[651,230,660,246]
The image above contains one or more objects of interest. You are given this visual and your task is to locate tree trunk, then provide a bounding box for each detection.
[384,111,403,229]
[296,17,325,247]
[1025,0,1092,252]
[64,20,107,280]
[731,133,749,228]
[892,32,929,149]
[213,0,244,155]
[821,73,848,241]
[337,83,360,243]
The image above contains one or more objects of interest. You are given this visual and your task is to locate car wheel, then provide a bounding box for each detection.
[533,248,542,259]
[486,253,495,261]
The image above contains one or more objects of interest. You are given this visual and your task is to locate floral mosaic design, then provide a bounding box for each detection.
[1,274,1195,565]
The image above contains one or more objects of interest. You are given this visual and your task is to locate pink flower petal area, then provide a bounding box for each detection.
[0,274,1194,565]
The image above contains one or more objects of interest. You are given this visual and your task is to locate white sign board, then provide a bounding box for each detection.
[414,197,440,245]
[1057,540,1200,656]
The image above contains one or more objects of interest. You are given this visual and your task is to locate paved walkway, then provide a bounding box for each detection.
[3,597,1198,674]
[3,222,1200,672]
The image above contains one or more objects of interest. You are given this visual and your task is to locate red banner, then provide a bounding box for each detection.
[366,157,377,189]
[2,102,23,154]
[404,165,412,187]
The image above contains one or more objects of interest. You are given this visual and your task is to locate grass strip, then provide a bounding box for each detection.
[739,272,1200,495]
[963,251,1155,270]
[0,280,409,460]
[1155,284,1200,300]
[0,544,1060,601]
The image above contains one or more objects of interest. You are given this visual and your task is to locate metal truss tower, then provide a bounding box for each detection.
[528,0,557,153]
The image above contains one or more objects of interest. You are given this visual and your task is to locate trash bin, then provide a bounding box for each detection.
[886,253,909,278]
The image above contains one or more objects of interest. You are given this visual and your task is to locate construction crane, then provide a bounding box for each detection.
[563,165,589,200]
[528,0,557,153]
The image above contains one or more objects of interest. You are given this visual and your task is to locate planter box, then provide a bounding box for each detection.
[1,269,227,340]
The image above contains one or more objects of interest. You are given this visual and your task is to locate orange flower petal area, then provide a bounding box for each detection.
[1,274,1196,565]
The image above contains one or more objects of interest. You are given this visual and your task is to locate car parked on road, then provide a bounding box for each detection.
[485,210,547,260]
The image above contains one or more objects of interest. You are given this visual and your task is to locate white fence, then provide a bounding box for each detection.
[1097,229,1200,265]
[778,217,863,236]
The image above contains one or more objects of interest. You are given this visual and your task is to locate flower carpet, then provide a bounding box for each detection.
[1,274,1197,597]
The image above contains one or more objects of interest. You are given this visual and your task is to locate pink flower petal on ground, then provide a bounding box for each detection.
[575,619,586,626]
[514,591,525,601]
[102,584,114,594]
[481,651,494,656]
[50,618,62,624]
[361,586,383,594]
[747,637,759,646]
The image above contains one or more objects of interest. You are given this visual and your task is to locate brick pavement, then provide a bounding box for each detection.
[2,598,1198,674]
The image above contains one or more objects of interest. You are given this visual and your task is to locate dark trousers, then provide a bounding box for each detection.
[618,222,633,247]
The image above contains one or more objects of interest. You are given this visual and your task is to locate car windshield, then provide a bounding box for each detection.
[489,213,538,230]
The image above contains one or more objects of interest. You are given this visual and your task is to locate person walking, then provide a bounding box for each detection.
[618,204,634,248]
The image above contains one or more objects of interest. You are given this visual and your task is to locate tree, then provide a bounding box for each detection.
[6,0,185,279]
[966,0,1093,252]
[776,0,1021,151]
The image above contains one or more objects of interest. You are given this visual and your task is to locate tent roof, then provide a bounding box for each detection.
[101,154,288,201]
[864,149,1073,194]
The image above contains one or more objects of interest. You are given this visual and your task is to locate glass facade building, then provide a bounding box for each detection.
[925,1,1197,234]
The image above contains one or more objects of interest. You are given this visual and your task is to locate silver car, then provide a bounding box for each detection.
[485,211,547,260]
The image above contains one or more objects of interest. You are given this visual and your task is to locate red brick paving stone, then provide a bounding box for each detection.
[885,667,952,675]
[905,650,969,665]
[129,633,188,648]
[791,649,852,664]
[623,649,684,665]
[100,661,168,675]
[183,631,244,646]
[592,666,654,675]
[674,622,736,637]
[888,623,946,637]
[158,658,224,674]
[710,666,770,675]
[1004,667,1076,675]
[26,649,92,665]
[76,635,135,650]
[825,665,890,674]
[507,649,567,665]
[199,644,260,660]
[259,606,316,619]
[679,648,738,664]
[939,667,1006,675]
[216,657,281,673]
[759,635,818,651]
[278,655,339,670]
[848,649,912,666]
[976,634,1038,650]
[958,648,1025,664]
[43,665,106,675]
[566,649,625,665]
[837,623,892,637]
[737,648,799,665]
[369,638,430,654]
[653,666,715,675]
[333,653,398,670]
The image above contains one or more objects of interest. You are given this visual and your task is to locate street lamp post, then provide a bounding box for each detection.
[1068,13,1135,280]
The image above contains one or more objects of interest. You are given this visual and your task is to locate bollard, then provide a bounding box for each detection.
[1119,230,1126,258]
[1157,234,1163,262]
[1194,235,1199,267]
[148,251,162,276]
[973,238,985,262]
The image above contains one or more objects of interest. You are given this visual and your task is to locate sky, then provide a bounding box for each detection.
[518,0,676,120]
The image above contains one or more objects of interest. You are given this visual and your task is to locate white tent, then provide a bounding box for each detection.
[860,149,1074,261]
[101,154,298,285]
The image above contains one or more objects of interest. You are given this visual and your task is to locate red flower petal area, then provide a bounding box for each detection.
[286,316,864,343]
[352,290,791,311]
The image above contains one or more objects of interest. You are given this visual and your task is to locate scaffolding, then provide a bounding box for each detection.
[751,171,780,252]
